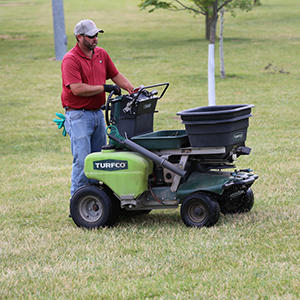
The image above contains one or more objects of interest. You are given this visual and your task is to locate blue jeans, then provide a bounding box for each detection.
[64,109,106,195]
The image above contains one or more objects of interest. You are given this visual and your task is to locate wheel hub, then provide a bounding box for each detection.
[79,196,103,222]
[189,203,206,223]
[92,204,99,211]
[194,207,205,217]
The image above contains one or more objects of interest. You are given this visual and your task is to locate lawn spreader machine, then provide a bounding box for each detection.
[70,83,258,229]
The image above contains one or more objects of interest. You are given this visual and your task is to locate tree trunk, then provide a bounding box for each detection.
[205,13,210,41]
[209,1,219,44]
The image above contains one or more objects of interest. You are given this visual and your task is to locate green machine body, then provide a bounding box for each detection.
[84,148,153,199]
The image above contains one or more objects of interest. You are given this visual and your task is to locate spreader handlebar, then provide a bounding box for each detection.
[104,82,169,126]
[131,82,169,105]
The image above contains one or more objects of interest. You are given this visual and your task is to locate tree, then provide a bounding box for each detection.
[139,0,256,43]
[139,0,260,105]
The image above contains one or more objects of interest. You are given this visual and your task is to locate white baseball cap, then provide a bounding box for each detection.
[74,19,104,36]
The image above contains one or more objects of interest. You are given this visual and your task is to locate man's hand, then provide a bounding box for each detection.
[129,86,142,94]
[103,84,121,96]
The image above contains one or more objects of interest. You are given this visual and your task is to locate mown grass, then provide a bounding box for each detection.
[0,0,300,299]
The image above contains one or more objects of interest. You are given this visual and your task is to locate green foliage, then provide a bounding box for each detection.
[139,0,177,12]
[139,0,258,17]
[226,0,256,16]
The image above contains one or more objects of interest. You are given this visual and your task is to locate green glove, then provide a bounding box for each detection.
[53,112,66,136]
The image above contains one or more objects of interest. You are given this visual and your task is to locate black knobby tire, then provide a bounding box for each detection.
[102,186,120,226]
[220,188,254,215]
[180,192,220,228]
[70,185,112,229]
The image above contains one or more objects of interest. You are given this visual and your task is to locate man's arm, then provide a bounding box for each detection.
[69,72,134,97]
[69,83,105,97]
[112,72,134,93]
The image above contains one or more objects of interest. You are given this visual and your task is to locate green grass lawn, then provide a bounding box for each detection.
[0,0,299,299]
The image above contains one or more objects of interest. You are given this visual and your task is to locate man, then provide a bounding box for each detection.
[61,19,135,196]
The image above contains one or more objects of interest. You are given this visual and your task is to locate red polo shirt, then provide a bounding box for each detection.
[61,44,119,110]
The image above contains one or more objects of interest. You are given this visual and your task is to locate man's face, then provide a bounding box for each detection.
[81,33,98,50]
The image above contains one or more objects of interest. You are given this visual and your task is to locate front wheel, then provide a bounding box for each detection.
[180,192,220,228]
[70,185,112,229]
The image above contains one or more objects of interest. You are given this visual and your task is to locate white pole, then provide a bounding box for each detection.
[52,0,67,61]
[208,44,216,106]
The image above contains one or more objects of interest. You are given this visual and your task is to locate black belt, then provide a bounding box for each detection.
[65,107,101,112]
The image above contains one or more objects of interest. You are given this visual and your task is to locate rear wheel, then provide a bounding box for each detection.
[70,185,112,229]
[180,192,220,228]
[220,188,254,215]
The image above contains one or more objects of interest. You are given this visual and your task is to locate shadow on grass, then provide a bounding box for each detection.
[67,209,263,229]
[116,210,183,228]
[125,36,253,49]
[114,210,259,229]
[222,37,252,44]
